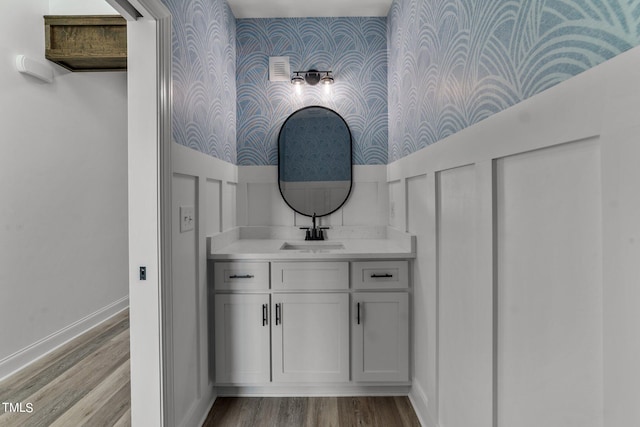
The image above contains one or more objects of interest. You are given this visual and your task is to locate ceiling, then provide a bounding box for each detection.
[226,0,393,19]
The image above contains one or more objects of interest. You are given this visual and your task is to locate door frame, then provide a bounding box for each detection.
[107,0,173,424]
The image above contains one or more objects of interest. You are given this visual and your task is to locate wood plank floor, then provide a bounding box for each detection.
[0,310,131,427]
[203,396,422,427]
[1,310,421,427]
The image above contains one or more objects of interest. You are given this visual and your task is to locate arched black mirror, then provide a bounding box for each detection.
[278,106,353,217]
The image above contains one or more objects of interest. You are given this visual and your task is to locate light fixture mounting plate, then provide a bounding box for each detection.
[305,69,321,85]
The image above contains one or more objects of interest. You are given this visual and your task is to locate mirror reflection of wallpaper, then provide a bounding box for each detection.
[236,17,387,166]
[162,0,237,163]
[388,0,640,162]
[280,115,351,182]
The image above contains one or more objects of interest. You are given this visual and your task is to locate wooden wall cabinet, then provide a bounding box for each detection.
[44,15,127,71]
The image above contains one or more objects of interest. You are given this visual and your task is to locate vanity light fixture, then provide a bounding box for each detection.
[291,69,334,86]
[291,72,305,85]
[320,72,334,85]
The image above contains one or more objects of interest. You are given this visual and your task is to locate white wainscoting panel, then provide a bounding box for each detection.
[600,46,640,424]
[247,181,292,226]
[495,139,603,427]
[171,143,237,427]
[238,165,388,227]
[223,182,237,231]
[388,179,405,230]
[171,173,200,421]
[437,165,493,427]
[391,44,640,427]
[343,166,389,226]
[406,174,438,425]
[205,179,222,235]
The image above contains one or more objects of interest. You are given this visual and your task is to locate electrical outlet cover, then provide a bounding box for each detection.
[180,206,195,232]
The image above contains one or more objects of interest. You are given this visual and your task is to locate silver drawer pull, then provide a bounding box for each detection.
[229,274,254,279]
[371,273,393,278]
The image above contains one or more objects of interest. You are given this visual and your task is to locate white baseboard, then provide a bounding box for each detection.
[190,390,217,427]
[216,384,411,397]
[0,296,129,381]
[409,379,436,427]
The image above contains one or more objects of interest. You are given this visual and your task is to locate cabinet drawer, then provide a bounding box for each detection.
[214,262,269,291]
[351,261,409,289]
[271,262,349,290]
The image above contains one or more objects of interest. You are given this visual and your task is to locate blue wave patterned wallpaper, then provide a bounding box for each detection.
[162,0,237,163]
[236,18,388,166]
[388,0,640,162]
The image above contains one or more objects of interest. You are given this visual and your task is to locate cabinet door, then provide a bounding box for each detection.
[214,294,270,384]
[272,293,349,383]
[352,292,409,382]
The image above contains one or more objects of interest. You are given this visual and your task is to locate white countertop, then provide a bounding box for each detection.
[208,226,416,260]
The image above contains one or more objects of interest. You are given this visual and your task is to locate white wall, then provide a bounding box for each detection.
[171,143,237,426]
[392,45,640,426]
[49,0,117,14]
[0,0,127,378]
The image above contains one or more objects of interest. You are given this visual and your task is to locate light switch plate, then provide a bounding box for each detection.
[180,205,195,232]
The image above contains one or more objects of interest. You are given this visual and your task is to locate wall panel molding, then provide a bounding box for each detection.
[171,143,237,426]
[495,138,603,427]
[237,165,388,228]
[391,45,640,427]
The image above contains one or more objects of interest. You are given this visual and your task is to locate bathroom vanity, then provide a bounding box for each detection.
[208,226,415,394]
[206,106,415,394]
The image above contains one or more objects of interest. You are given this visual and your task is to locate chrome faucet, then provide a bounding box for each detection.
[300,213,329,240]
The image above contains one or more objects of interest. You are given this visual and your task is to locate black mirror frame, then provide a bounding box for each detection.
[277,105,353,218]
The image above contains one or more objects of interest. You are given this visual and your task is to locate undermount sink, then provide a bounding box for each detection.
[280,242,345,251]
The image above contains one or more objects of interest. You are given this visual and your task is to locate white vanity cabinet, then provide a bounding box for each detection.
[212,259,410,389]
[351,260,409,289]
[352,292,409,382]
[351,261,410,382]
[214,261,269,291]
[213,262,271,384]
[214,293,271,383]
[271,261,349,290]
[271,261,350,382]
[272,293,349,382]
